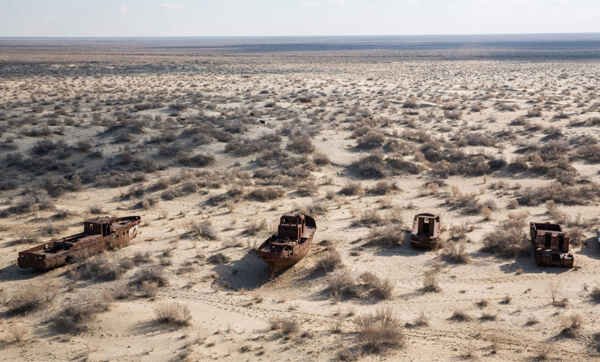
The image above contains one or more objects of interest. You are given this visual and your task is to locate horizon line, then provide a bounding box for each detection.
[1,31,600,39]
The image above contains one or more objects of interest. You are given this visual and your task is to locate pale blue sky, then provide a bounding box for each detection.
[1,0,598,37]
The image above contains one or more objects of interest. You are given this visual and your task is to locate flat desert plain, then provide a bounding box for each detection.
[0,45,599,361]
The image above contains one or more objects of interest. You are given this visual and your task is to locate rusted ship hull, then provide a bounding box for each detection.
[410,235,439,249]
[256,214,316,274]
[534,250,574,268]
[530,222,573,268]
[257,241,311,274]
[18,216,141,271]
[410,213,441,249]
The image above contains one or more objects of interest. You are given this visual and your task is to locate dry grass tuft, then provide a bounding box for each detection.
[326,272,393,302]
[405,312,429,329]
[4,288,53,316]
[338,183,363,196]
[590,287,600,304]
[441,240,470,264]
[207,253,230,265]
[558,314,583,339]
[188,220,218,240]
[246,187,284,202]
[70,255,128,282]
[127,267,168,298]
[49,295,111,334]
[481,213,529,258]
[448,310,472,322]
[351,308,405,356]
[421,268,441,293]
[270,318,299,336]
[364,225,405,248]
[154,302,192,327]
[351,210,385,227]
[312,248,342,275]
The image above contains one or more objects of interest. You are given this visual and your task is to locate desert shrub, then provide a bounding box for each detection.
[444,109,462,120]
[312,152,331,166]
[558,314,583,339]
[479,313,497,322]
[207,253,230,265]
[188,221,218,240]
[205,187,244,206]
[526,107,542,118]
[590,287,600,304]
[327,274,362,300]
[445,191,481,215]
[573,144,600,164]
[50,296,111,334]
[128,267,168,296]
[246,187,284,202]
[593,333,600,353]
[442,241,470,264]
[287,134,315,154]
[270,318,299,335]
[518,183,600,206]
[4,288,52,316]
[339,183,363,196]
[448,310,472,322]
[356,131,385,150]
[0,190,54,217]
[481,213,529,258]
[351,309,404,356]
[178,153,215,167]
[42,175,81,197]
[404,313,429,329]
[154,302,191,327]
[459,133,496,147]
[225,134,281,156]
[364,225,404,248]
[352,210,385,227]
[137,197,158,210]
[243,219,267,236]
[89,205,104,214]
[30,139,70,157]
[349,154,386,179]
[367,181,398,196]
[359,272,393,300]
[326,272,393,302]
[385,157,421,175]
[95,172,146,188]
[70,255,125,282]
[313,248,342,275]
[421,269,441,293]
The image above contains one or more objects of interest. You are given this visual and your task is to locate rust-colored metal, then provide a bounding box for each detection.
[410,213,441,249]
[18,216,141,271]
[256,214,316,274]
[530,222,573,268]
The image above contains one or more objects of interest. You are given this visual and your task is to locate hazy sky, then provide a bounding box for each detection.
[1,0,598,37]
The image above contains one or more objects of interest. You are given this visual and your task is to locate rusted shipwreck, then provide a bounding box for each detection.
[410,213,441,249]
[530,222,573,268]
[18,216,141,271]
[257,214,316,274]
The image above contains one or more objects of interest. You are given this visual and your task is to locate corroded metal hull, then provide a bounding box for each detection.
[18,216,141,271]
[530,222,573,268]
[410,235,440,249]
[410,213,441,249]
[256,214,316,274]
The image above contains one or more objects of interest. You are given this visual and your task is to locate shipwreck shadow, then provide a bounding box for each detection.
[132,320,187,336]
[580,237,600,260]
[212,251,271,291]
[497,255,570,275]
[0,264,40,281]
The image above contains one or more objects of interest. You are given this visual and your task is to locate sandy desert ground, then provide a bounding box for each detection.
[0,47,599,361]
